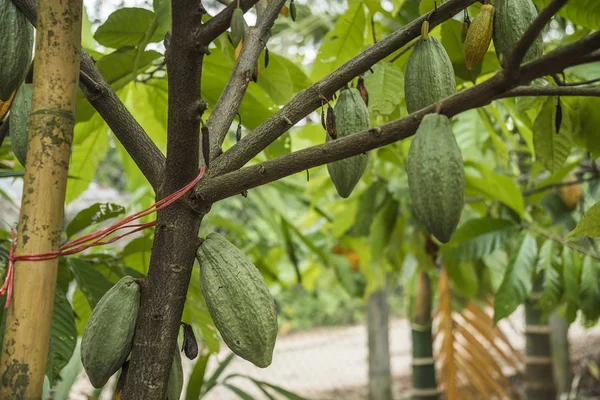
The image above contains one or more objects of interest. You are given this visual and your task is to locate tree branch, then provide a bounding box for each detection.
[207,0,480,177]
[499,85,600,98]
[504,0,568,74]
[191,30,600,205]
[123,2,208,399]
[12,0,166,190]
[205,0,287,161]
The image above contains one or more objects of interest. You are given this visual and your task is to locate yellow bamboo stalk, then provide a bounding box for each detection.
[0,0,82,397]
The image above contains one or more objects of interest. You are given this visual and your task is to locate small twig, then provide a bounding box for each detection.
[498,85,600,98]
[371,15,377,44]
[523,223,600,262]
[562,77,600,87]
[505,0,569,74]
[389,41,416,63]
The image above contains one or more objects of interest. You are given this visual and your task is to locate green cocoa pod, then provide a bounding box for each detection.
[406,114,465,243]
[81,276,140,388]
[326,87,369,198]
[230,8,245,48]
[9,83,32,167]
[197,233,278,368]
[0,0,33,101]
[404,36,456,114]
[493,0,543,66]
[167,347,183,400]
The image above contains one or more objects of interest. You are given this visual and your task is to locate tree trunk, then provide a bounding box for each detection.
[525,278,557,400]
[367,282,393,400]
[550,311,572,398]
[411,271,439,400]
[0,0,82,397]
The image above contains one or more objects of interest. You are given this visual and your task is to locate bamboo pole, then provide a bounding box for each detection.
[412,271,440,400]
[524,277,557,400]
[0,0,82,397]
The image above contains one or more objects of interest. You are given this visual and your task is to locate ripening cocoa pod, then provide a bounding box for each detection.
[230,8,245,48]
[559,173,582,211]
[464,3,495,71]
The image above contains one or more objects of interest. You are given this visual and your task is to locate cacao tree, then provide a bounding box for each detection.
[1,0,600,399]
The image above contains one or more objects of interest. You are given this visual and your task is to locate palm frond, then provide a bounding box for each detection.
[434,267,523,400]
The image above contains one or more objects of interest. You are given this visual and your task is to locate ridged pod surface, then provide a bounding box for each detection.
[167,348,183,400]
[406,114,465,243]
[404,36,456,114]
[81,276,140,388]
[493,0,543,66]
[326,87,369,198]
[9,83,32,166]
[0,0,33,101]
[464,3,495,71]
[197,233,278,368]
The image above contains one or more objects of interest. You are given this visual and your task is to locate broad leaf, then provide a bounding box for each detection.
[441,218,517,262]
[494,233,538,322]
[65,203,125,239]
[369,197,399,264]
[562,247,581,324]
[566,201,600,239]
[185,350,210,400]
[537,240,563,313]
[447,261,479,298]
[465,162,525,216]
[311,2,366,81]
[45,290,77,386]
[534,0,600,30]
[51,341,82,400]
[533,96,573,173]
[68,259,114,310]
[363,63,404,116]
[258,51,295,105]
[153,0,172,31]
[580,255,600,321]
[94,8,167,48]
[66,114,109,203]
[576,97,600,158]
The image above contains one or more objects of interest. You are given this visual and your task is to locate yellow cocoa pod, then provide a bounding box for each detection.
[464,3,495,71]
[559,173,582,211]
[280,5,289,17]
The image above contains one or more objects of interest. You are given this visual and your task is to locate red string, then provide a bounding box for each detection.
[0,167,206,308]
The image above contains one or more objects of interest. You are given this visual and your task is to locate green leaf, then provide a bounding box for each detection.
[68,259,114,310]
[447,261,479,298]
[311,2,365,81]
[534,0,600,29]
[250,378,310,400]
[576,97,600,158]
[363,63,403,116]
[94,8,167,48]
[580,255,600,321]
[351,181,386,236]
[65,203,125,239]
[153,0,171,31]
[81,6,97,51]
[533,96,573,173]
[369,196,399,264]
[537,240,563,313]
[66,114,110,202]
[562,247,581,324]
[185,350,210,400]
[441,218,517,262]
[51,341,82,400]
[494,233,538,322]
[76,49,162,122]
[223,383,254,400]
[566,201,600,239]
[202,353,235,395]
[122,236,154,275]
[45,290,77,386]
[258,51,295,105]
[465,162,525,216]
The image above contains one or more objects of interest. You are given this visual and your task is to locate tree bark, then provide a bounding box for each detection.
[367,282,393,400]
[123,1,207,398]
[0,0,82,397]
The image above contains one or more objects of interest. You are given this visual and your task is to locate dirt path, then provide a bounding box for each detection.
[73,309,600,399]
[198,309,600,400]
